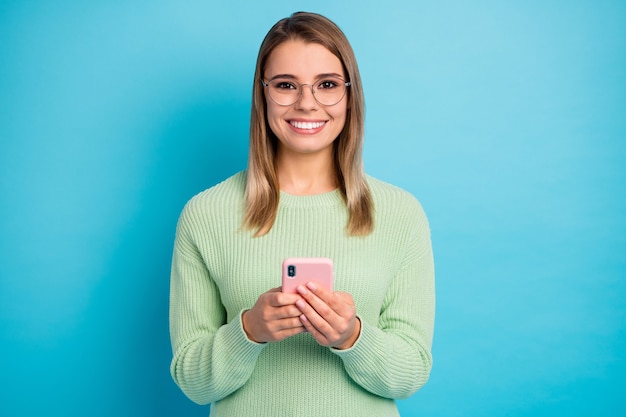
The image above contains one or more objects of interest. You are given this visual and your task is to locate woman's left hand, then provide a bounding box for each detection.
[295,282,361,350]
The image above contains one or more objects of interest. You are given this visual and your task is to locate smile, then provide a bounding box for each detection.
[289,120,326,130]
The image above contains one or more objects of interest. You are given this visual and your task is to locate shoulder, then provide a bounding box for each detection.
[178,171,246,225]
[366,175,432,253]
[366,175,431,239]
[366,175,426,216]
[187,171,245,207]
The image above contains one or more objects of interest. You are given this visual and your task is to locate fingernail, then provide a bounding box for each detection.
[297,285,308,295]
[306,282,317,291]
[296,299,306,309]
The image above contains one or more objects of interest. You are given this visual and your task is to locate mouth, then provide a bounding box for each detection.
[288,120,327,131]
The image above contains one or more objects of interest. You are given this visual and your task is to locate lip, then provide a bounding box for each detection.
[287,119,327,134]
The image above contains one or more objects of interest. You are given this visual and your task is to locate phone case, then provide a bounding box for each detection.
[282,257,334,294]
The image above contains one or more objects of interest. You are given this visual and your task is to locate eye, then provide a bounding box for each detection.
[272,80,297,90]
[317,79,339,90]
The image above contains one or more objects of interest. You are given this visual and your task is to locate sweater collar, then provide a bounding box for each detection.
[279,189,344,208]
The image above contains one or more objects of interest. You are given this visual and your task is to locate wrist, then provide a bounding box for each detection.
[335,317,361,350]
[241,310,259,343]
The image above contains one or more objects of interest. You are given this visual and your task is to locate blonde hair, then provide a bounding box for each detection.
[244,11,373,236]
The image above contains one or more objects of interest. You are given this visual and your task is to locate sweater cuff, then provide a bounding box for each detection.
[236,309,267,346]
[217,310,266,363]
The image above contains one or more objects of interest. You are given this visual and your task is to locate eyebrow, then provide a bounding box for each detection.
[267,72,346,81]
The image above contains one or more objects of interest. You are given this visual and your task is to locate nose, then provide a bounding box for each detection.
[295,83,318,110]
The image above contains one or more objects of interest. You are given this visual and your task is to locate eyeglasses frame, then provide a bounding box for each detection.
[261,76,351,107]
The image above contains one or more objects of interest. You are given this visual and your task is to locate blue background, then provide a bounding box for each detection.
[1,1,624,416]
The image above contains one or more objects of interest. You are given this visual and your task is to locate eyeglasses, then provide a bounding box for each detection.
[261,76,350,106]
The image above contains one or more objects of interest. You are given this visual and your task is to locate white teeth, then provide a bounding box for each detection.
[290,121,325,130]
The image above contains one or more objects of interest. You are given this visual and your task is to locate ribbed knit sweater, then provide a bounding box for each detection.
[169,171,435,417]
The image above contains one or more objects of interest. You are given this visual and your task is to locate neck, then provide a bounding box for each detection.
[276,149,337,196]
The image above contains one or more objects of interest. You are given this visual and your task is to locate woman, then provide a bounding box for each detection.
[170,11,435,417]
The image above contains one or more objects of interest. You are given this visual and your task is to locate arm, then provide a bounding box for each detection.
[297,247,434,399]
[296,200,435,399]
[333,200,435,399]
[332,244,435,399]
[169,210,265,405]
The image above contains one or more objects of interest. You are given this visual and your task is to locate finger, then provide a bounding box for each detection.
[276,304,304,319]
[301,282,350,315]
[303,281,333,301]
[270,292,303,308]
[307,284,356,316]
[275,316,306,331]
[262,319,307,342]
[274,325,307,341]
[296,284,339,320]
[259,303,304,325]
[299,314,331,346]
[295,297,334,338]
[306,286,357,322]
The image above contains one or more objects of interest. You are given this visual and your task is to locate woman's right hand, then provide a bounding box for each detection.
[242,287,306,343]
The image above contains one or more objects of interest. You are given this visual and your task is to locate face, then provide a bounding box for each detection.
[263,39,348,160]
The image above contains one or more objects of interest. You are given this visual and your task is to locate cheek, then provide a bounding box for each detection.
[266,108,282,131]
[265,102,281,126]
[330,105,348,126]
[265,106,290,143]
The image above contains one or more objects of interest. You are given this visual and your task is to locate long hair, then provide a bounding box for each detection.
[244,11,373,236]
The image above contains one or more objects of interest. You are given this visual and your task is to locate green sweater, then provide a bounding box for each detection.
[170,172,435,417]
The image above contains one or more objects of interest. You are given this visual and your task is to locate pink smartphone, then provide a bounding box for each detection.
[282,257,334,294]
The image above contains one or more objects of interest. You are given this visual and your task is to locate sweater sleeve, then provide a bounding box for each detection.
[169,203,266,405]
[331,200,435,399]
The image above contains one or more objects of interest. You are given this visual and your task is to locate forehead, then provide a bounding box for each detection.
[264,39,344,79]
